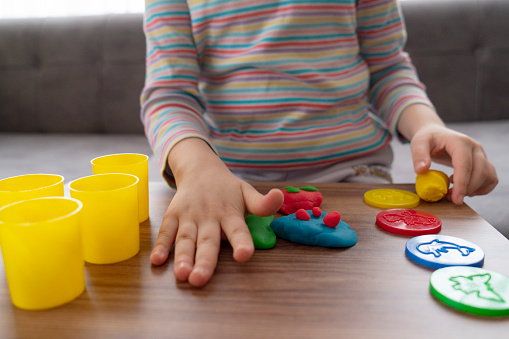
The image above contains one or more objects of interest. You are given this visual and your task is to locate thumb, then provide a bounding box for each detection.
[241,183,284,217]
[410,135,432,174]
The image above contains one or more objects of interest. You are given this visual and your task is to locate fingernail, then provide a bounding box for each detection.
[177,261,192,271]
[416,161,427,170]
[150,248,161,259]
[458,194,464,204]
[193,266,209,278]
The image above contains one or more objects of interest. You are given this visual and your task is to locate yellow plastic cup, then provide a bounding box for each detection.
[0,197,85,310]
[91,153,149,222]
[69,173,140,264]
[0,174,64,208]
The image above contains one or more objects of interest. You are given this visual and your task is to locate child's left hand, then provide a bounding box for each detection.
[398,104,498,205]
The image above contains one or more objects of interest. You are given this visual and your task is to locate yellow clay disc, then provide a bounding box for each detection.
[364,189,420,209]
[415,170,450,202]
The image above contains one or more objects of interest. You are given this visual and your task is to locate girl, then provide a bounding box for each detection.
[141,0,497,286]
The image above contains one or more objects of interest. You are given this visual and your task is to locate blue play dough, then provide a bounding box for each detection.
[270,210,357,247]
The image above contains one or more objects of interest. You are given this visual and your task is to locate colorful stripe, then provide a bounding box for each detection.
[141,0,432,187]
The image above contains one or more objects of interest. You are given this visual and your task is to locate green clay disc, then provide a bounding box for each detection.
[245,214,276,249]
[430,266,509,317]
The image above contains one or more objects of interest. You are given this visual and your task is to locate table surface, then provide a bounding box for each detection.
[1,182,508,338]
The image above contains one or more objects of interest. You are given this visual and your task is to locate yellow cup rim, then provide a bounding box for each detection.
[68,173,139,194]
[0,174,64,193]
[90,153,148,167]
[0,196,83,226]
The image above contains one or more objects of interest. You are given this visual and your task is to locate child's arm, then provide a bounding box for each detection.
[149,137,283,287]
[142,0,284,287]
[356,0,498,202]
[397,104,498,205]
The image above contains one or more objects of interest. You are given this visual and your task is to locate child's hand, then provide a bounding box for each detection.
[149,138,283,287]
[398,104,498,205]
[410,124,498,204]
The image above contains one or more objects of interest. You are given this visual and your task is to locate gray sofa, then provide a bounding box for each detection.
[1,0,508,238]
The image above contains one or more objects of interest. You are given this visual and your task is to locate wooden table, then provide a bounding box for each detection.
[1,182,508,338]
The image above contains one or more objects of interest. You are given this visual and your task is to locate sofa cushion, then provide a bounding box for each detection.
[0,0,508,130]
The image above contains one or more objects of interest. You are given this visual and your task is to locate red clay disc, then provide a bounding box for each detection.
[376,209,441,236]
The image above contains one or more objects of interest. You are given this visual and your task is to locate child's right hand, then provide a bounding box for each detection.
[149,138,283,287]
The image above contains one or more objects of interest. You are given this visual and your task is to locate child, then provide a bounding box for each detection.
[140,0,498,287]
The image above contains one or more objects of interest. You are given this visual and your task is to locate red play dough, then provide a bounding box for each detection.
[295,209,311,220]
[280,189,323,215]
[312,207,322,217]
[323,211,341,228]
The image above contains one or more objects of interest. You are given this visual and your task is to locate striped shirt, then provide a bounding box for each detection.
[141,0,432,187]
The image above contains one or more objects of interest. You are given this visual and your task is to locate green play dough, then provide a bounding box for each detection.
[245,214,276,249]
[283,186,300,193]
[299,186,319,192]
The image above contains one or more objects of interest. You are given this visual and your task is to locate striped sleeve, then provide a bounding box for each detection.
[356,0,434,135]
[140,0,214,188]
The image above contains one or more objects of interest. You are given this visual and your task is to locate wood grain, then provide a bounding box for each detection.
[1,182,508,338]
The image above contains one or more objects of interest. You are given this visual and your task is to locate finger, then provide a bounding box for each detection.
[221,215,254,262]
[469,177,498,196]
[444,173,454,201]
[410,136,432,174]
[242,183,284,216]
[173,221,198,281]
[467,155,498,197]
[188,221,221,287]
[464,146,488,196]
[150,214,179,266]
[449,145,473,205]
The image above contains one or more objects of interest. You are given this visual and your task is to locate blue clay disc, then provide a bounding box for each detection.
[270,210,357,248]
[406,234,484,269]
